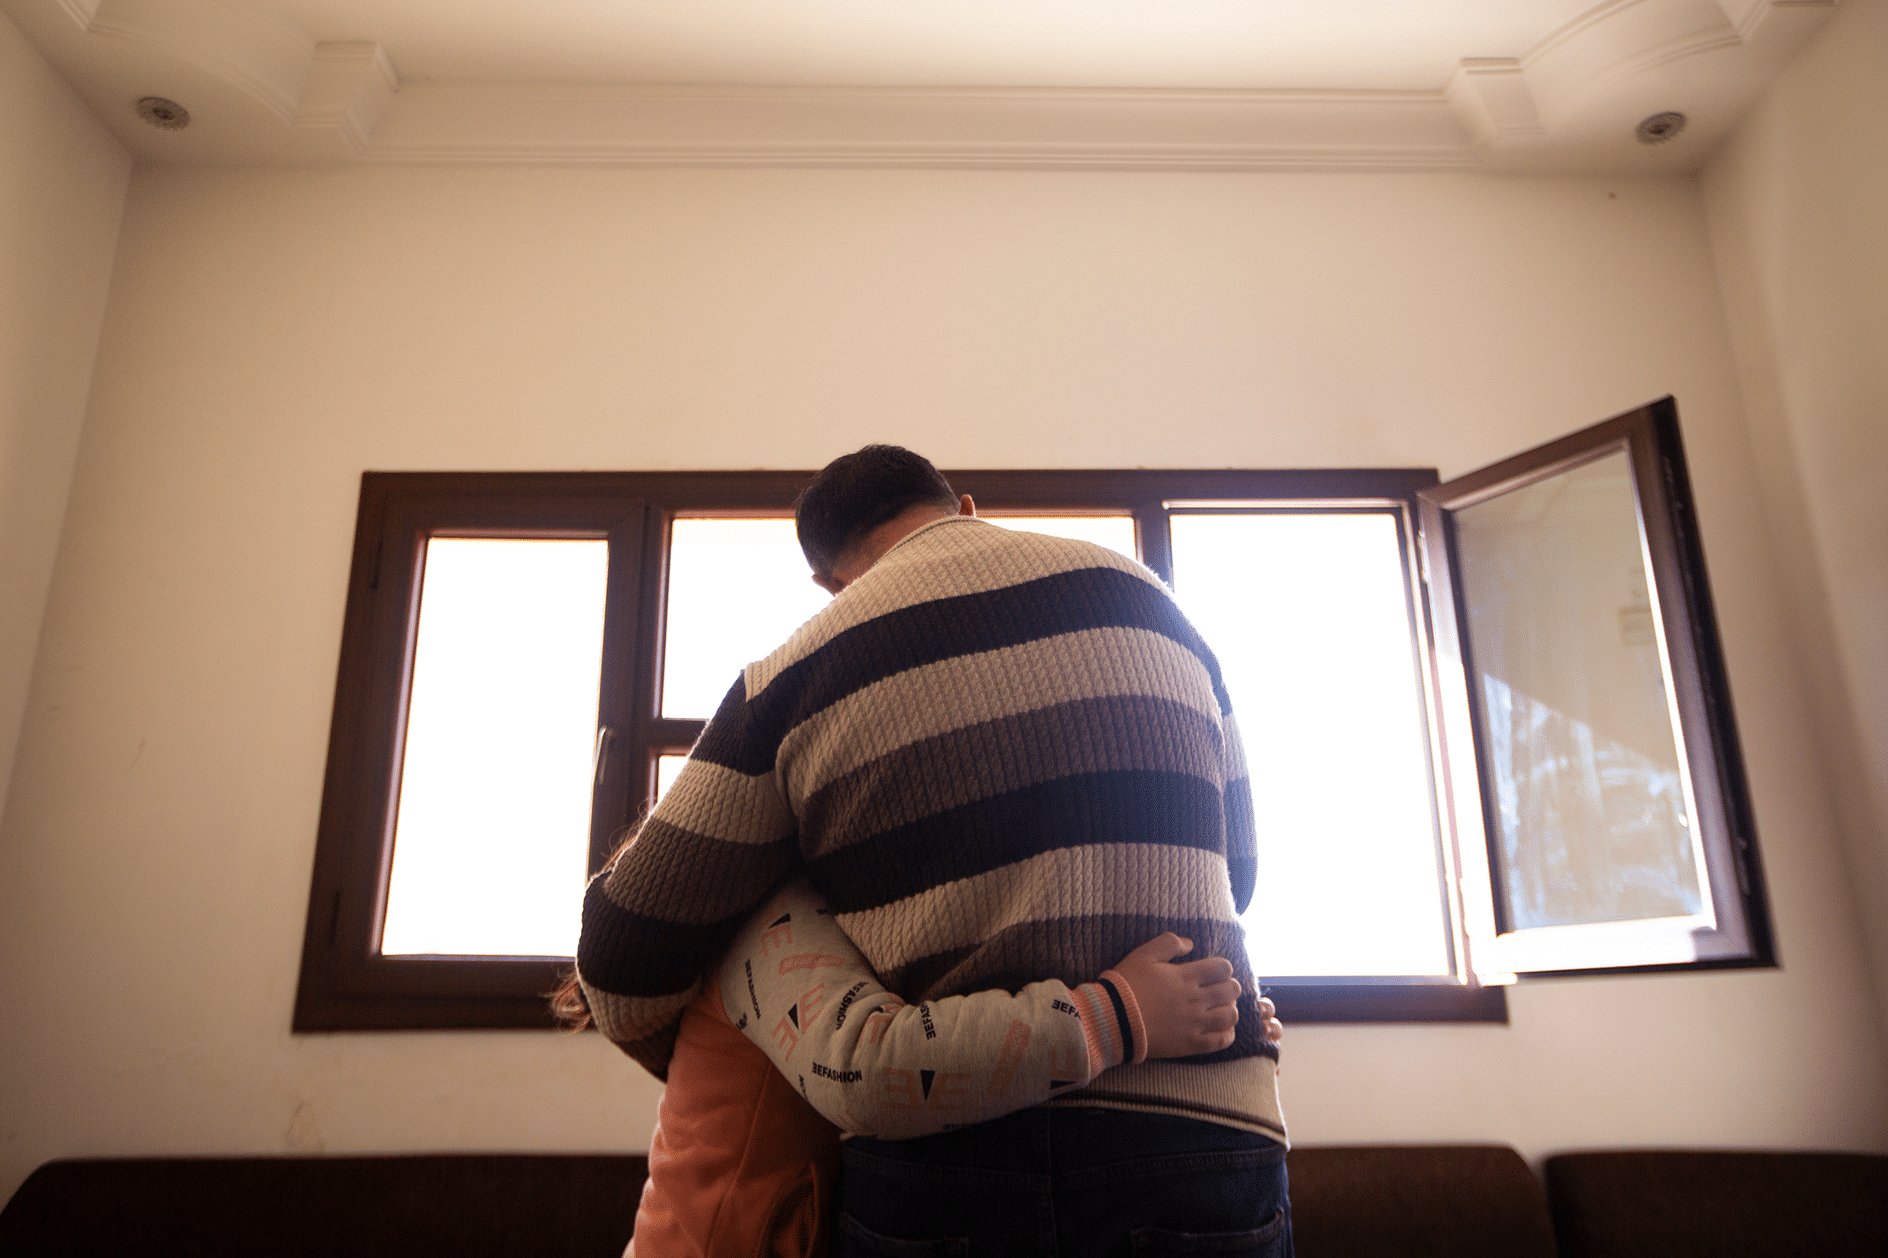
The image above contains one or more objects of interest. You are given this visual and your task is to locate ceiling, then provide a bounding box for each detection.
[5,0,1837,171]
[221,0,1610,89]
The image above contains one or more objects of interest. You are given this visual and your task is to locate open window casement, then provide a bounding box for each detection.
[1418,398,1774,982]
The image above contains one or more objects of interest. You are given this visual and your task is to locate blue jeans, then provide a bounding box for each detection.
[837,1107,1292,1257]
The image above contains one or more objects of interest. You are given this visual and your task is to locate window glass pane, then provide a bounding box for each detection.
[662,519,831,719]
[1170,512,1449,977]
[656,754,687,806]
[982,514,1138,560]
[1452,451,1704,930]
[380,538,607,957]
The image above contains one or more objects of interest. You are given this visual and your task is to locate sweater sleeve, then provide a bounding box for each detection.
[575,673,799,1080]
[1221,707,1257,917]
[719,880,1147,1140]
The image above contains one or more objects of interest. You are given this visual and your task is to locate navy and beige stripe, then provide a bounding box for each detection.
[577,516,1280,1137]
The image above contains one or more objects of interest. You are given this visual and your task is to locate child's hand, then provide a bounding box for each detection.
[1257,994,1284,1046]
[1111,933,1242,1058]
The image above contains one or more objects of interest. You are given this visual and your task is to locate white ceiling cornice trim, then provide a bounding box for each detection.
[363,83,1480,172]
[5,0,1838,172]
[56,0,313,121]
[294,40,397,153]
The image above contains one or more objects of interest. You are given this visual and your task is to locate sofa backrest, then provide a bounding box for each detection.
[1286,1144,1557,1258]
[1544,1149,1888,1258]
[0,1154,649,1258]
[27,1144,1879,1257]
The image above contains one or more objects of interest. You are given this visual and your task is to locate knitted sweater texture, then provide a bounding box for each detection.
[577,515,1284,1141]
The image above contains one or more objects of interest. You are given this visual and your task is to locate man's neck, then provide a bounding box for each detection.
[823,496,976,592]
[846,506,958,572]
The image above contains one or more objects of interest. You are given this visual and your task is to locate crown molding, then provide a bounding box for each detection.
[1447,60,1546,157]
[58,0,313,122]
[5,0,1839,172]
[295,40,398,153]
[1442,0,1837,169]
[362,83,1479,171]
[1525,0,1749,122]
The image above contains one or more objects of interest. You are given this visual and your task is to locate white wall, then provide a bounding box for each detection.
[0,11,130,823]
[1702,0,1888,1043]
[4,159,1885,1204]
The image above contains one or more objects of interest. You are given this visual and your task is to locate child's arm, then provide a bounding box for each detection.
[720,879,1243,1140]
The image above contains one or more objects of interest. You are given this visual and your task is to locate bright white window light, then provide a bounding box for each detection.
[1170,513,1449,978]
[981,514,1138,559]
[663,517,1138,721]
[662,519,831,719]
[657,754,688,806]
[380,538,608,957]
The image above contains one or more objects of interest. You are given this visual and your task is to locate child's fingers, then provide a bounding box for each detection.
[1196,977,1242,1008]
[1171,957,1235,986]
[1194,1003,1238,1033]
[1188,1016,1239,1053]
[1256,995,1283,1044]
[1190,1004,1239,1053]
[1120,932,1194,967]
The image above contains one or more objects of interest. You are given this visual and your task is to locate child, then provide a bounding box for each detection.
[621,878,1258,1258]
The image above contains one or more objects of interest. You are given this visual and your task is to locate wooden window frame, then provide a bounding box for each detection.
[294,472,808,1030]
[296,465,1517,1032]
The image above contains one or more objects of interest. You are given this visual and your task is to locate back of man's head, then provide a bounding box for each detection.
[795,445,958,577]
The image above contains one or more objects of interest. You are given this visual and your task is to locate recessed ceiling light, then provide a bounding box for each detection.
[136,97,190,131]
[1635,111,1686,145]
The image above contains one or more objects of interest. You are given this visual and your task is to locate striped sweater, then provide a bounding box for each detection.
[577,514,1285,1142]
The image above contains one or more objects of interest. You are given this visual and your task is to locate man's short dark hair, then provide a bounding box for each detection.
[794,445,958,575]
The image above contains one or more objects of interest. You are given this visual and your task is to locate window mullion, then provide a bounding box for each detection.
[589,503,650,874]
[1132,501,1173,583]
[626,501,713,820]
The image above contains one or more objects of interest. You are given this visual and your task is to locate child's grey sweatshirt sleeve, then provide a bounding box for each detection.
[718,879,1147,1140]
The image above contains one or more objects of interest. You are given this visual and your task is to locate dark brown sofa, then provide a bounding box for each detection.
[1288,1145,1556,1258]
[1544,1149,1888,1257]
[4,1145,1884,1256]
[0,1154,648,1257]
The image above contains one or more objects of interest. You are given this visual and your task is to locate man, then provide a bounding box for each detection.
[577,445,1288,1256]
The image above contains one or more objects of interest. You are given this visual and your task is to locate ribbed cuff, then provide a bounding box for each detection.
[1070,983,1126,1076]
[1097,969,1150,1065]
